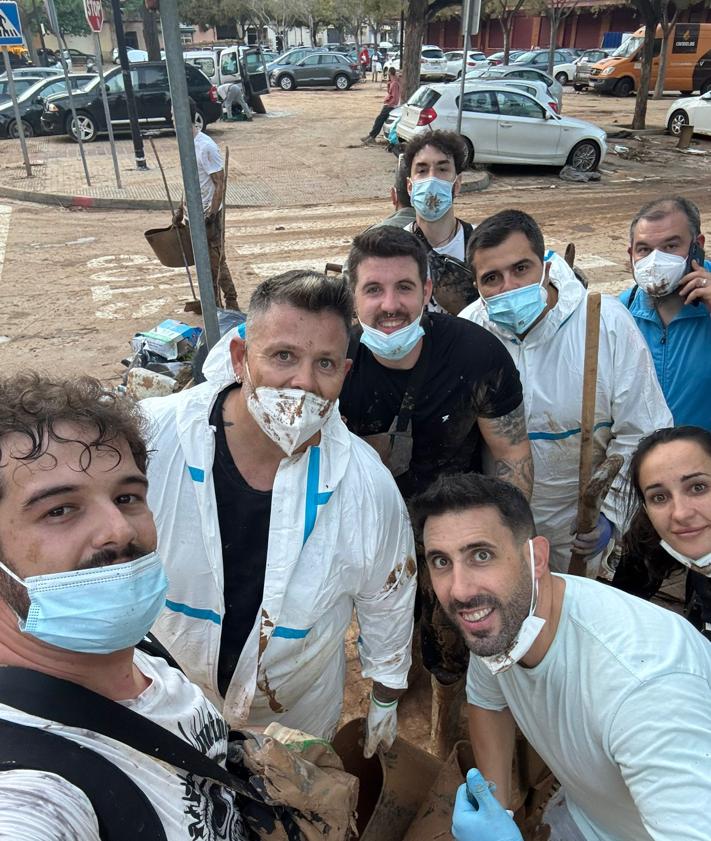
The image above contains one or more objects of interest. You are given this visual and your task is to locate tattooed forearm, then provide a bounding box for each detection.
[494,454,534,500]
[486,402,528,445]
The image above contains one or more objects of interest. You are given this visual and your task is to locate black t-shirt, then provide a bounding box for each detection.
[210,384,272,697]
[339,312,523,498]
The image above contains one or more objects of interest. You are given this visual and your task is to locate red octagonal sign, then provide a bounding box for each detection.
[83,0,103,32]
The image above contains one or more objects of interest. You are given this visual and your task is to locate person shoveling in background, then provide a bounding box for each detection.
[218,80,253,122]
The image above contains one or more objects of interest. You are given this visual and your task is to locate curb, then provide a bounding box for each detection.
[460,170,492,193]
[602,126,667,137]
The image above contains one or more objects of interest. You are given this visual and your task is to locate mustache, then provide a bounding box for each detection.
[448,595,500,613]
[78,542,150,571]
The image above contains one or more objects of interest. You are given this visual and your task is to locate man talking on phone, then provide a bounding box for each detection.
[618,196,711,637]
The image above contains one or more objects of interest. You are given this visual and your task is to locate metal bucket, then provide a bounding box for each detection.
[332,718,442,841]
[144,223,195,268]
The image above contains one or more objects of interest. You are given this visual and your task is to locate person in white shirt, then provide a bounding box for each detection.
[0,372,249,841]
[188,99,239,310]
[412,471,711,841]
[460,208,672,573]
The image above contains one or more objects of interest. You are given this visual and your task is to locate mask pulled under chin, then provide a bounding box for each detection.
[359,312,425,361]
[660,539,711,577]
[0,551,168,654]
[478,540,545,675]
[633,249,688,297]
[243,365,334,456]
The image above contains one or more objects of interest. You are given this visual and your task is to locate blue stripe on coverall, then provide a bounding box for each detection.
[528,420,613,441]
[303,446,333,544]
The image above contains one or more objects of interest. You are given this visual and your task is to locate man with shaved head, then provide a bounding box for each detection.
[141,270,417,757]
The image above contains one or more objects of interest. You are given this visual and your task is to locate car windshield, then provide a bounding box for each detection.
[466,68,491,78]
[513,51,537,64]
[408,85,441,108]
[611,36,643,58]
[15,80,52,102]
[422,48,444,59]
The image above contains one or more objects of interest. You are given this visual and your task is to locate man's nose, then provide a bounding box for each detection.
[288,361,319,394]
[380,287,402,313]
[449,561,476,605]
[92,501,138,550]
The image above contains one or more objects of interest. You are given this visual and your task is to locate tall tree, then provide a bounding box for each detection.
[630,0,663,129]
[535,0,579,76]
[364,0,401,45]
[483,0,525,66]
[652,0,691,98]
[401,0,459,101]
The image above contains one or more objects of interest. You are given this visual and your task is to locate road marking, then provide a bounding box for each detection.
[228,203,380,222]
[233,235,354,257]
[250,256,348,277]
[574,255,619,270]
[229,216,377,237]
[0,205,11,282]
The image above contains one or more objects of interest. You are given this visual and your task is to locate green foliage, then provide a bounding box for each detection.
[18,0,91,36]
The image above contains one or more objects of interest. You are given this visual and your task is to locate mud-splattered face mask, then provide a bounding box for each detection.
[243,363,334,456]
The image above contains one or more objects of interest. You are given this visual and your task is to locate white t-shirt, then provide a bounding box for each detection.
[0,651,250,841]
[194,130,224,214]
[466,574,711,841]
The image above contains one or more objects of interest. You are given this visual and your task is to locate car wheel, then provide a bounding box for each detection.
[567,140,600,172]
[194,109,205,131]
[701,80,711,95]
[667,109,689,137]
[614,77,634,97]
[66,111,97,143]
[555,71,568,84]
[8,119,34,139]
[334,73,350,91]
[573,83,585,92]
[462,136,475,169]
[279,74,295,91]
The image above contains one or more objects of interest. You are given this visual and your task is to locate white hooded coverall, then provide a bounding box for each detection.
[459,253,672,572]
[141,352,416,739]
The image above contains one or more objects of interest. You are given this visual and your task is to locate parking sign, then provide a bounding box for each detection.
[0,2,23,46]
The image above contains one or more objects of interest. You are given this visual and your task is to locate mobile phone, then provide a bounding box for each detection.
[687,241,706,274]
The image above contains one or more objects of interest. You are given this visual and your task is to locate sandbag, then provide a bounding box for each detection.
[144,222,194,268]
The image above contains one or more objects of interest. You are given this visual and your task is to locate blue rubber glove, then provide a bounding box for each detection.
[572,512,613,559]
[451,769,523,841]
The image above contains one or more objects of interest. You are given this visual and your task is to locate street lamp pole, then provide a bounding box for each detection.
[109,0,147,170]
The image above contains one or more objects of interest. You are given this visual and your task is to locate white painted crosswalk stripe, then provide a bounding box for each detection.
[0,205,11,282]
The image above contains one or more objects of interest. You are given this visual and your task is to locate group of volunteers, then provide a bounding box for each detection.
[0,127,709,841]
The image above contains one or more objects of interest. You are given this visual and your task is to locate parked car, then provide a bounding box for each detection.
[456,76,561,112]
[486,50,526,66]
[443,50,489,80]
[41,61,220,142]
[0,74,96,138]
[271,51,360,90]
[58,47,94,68]
[466,65,563,111]
[183,45,270,107]
[112,48,149,64]
[513,49,577,85]
[0,76,44,104]
[396,82,606,171]
[0,66,63,80]
[266,47,319,81]
[573,48,615,91]
[666,90,711,137]
[384,45,448,80]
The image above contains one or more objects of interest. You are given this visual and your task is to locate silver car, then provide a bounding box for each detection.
[465,65,563,111]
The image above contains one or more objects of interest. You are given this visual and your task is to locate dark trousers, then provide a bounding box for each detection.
[205,215,238,310]
[369,105,394,139]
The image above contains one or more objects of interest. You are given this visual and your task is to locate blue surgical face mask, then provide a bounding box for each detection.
[410,177,454,222]
[483,273,548,335]
[0,551,168,654]
[359,312,425,360]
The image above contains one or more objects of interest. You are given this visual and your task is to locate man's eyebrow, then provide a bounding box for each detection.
[21,474,148,510]
[425,540,496,559]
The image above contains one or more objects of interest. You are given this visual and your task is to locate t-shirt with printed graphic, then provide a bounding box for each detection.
[0,650,250,841]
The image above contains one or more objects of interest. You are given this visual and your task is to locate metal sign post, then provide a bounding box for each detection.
[159,0,219,349]
[45,0,91,186]
[456,0,481,136]
[109,0,147,170]
[0,2,31,176]
[82,0,122,189]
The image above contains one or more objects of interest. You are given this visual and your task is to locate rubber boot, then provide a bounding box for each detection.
[429,674,465,760]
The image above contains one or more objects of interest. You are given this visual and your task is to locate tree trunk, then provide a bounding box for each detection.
[547,15,558,76]
[632,22,655,129]
[653,12,677,99]
[142,5,161,62]
[403,0,427,101]
[500,17,510,65]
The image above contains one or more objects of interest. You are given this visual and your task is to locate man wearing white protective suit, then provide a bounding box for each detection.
[459,209,672,572]
[141,271,416,757]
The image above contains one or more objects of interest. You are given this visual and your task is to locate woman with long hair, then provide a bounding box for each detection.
[619,425,711,639]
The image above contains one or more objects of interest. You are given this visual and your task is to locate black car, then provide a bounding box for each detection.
[0,74,96,138]
[41,61,222,142]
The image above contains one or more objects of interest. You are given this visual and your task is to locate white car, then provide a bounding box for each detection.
[384,45,447,80]
[666,91,711,137]
[112,48,149,64]
[396,82,606,171]
[443,50,489,80]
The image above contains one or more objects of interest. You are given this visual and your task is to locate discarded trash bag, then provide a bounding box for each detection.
[332,717,442,841]
[144,220,195,268]
[192,309,247,384]
[559,165,602,183]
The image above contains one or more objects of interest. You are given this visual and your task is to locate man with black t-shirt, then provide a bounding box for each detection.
[339,226,532,756]
[142,271,416,757]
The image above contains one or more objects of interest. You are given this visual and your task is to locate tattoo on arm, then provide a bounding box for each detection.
[486,403,528,445]
[494,454,534,501]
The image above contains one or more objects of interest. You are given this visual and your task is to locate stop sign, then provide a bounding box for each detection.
[83,0,103,32]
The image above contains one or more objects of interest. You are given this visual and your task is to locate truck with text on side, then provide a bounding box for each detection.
[182,44,270,113]
[589,23,711,97]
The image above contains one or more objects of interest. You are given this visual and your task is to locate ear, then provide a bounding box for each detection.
[627,243,633,270]
[530,535,550,580]
[406,176,413,197]
[423,276,433,307]
[698,234,706,249]
[229,336,247,382]
[453,173,463,198]
[390,186,398,208]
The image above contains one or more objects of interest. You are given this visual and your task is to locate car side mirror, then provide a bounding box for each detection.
[544,111,553,119]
